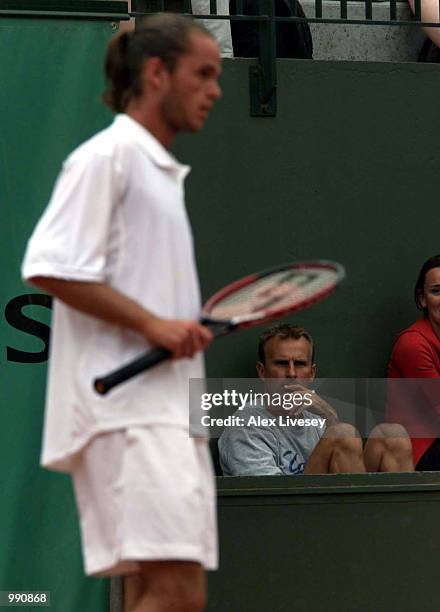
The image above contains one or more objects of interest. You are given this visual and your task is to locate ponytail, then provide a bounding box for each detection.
[103,31,133,113]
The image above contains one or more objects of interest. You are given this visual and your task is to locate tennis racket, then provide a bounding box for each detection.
[94,260,345,395]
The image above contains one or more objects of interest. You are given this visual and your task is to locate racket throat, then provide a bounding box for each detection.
[201,318,235,337]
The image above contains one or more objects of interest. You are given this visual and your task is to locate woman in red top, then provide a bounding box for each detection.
[388,255,440,469]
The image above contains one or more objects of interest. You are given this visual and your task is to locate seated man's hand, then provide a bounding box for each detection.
[284,382,339,426]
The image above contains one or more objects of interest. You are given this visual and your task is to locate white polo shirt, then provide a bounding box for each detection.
[21,114,204,472]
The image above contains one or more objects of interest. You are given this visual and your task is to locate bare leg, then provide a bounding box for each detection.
[304,423,366,474]
[364,423,414,472]
[124,561,206,612]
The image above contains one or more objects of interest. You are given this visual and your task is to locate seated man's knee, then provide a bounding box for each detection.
[324,422,361,441]
[334,437,363,459]
[317,422,364,472]
[324,423,363,458]
[369,423,409,439]
[369,423,412,456]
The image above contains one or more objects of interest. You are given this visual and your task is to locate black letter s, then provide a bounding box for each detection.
[5,294,52,363]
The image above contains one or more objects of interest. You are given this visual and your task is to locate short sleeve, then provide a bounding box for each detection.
[218,426,282,476]
[22,152,119,283]
[389,332,439,378]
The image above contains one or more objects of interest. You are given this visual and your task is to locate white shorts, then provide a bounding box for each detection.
[71,426,218,576]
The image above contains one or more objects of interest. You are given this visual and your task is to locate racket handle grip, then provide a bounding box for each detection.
[94,347,171,395]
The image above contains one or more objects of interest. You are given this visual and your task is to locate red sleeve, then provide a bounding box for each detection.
[389,332,440,378]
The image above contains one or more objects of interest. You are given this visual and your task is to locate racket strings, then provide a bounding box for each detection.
[207,268,339,321]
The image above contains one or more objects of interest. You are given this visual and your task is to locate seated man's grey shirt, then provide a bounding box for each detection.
[218,404,325,476]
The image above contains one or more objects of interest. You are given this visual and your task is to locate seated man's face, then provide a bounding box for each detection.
[257,335,316,386]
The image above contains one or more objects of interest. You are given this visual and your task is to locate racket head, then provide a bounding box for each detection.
[201,260,345,331]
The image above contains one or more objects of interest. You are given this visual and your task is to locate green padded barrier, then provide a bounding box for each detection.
[208,473,440,611]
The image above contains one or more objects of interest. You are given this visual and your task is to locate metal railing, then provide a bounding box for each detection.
[1,1,439,30]
[0,1,129,20]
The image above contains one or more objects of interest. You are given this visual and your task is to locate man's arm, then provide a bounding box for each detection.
[29,276,212,359]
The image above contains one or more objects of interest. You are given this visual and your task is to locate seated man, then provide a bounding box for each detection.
[229,0,312,59]
[219,323,414,475]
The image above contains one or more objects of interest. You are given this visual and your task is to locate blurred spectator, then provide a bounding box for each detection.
[116,1,312,59]
[119,0,134,32]
[229,0,313,58]
[123,1,232,55]
[408,0,440,60]
[418,37,440,61]
[388,255,440,470]
[192,0,233,57]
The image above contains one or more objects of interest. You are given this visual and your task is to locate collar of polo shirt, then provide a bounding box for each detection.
[115,114,191,181]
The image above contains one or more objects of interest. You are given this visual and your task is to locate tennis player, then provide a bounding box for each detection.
[21,14,221,612]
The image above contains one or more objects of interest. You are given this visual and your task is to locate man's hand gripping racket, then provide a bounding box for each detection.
[94,260,345,395]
